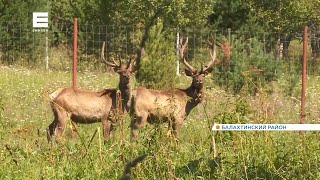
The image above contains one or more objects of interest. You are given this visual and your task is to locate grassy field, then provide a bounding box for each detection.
[1,65,320,179]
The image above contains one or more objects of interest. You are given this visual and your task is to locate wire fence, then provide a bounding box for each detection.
[1,21,320,70]
[1,21,320,96]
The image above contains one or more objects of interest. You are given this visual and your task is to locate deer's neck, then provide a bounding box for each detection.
[184,85,204,116]
[119,83,132,112]
[186,84,204,102]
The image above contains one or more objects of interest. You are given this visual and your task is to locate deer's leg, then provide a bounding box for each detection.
[54,109,68,138]
[171,119,183,141]
[47,119,57,142]
[71,121,78,139]
[102,115,113,140]
[47,105,66,141]
[130,112,148,141]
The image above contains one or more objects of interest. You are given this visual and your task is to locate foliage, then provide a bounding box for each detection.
[213,36,278,95]
[209,0,250,30]
[247,0,320,33]
[112,0,214,28]
[136,21,178,88]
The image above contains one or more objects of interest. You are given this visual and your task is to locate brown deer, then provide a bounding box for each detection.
[47,42,136,141]
[130,37,217,140]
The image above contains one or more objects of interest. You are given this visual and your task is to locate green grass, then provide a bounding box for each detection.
[1,65,320,179]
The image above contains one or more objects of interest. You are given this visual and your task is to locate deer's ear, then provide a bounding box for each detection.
[185,68,195,76]
[130,66,136,74]
[203,66,213,76]
[113,67,121,73]
[129,70,135,75]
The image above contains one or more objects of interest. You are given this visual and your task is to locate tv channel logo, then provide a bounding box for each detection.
[33,12,48,32]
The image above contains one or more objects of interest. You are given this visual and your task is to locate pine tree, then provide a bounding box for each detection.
[136,21,178,89]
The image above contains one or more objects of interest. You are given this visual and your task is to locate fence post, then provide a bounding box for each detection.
[300,26,308,124]
[73,18,78,89]
[228,28,231,44]
[176,31,180,76]
[45,35,49,70]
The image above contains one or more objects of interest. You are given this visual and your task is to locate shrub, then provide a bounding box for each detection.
[213,36,278,95]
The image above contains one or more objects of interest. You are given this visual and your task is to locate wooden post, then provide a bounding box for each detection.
[300,26,308,124]
[73,18,78,89]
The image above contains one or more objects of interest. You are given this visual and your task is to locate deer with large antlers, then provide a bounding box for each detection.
[47,42,137,142]
[130,37,217,140]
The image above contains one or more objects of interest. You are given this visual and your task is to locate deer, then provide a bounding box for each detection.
[47,42,137,142]
[129,37,217,141]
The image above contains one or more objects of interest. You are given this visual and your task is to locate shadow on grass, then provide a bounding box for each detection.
[176,155,222,178]
[176,155,285,179]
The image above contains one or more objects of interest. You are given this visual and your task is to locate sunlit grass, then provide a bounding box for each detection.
[1,65,320,179]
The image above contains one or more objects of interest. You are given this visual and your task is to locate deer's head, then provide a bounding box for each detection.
[101,42,136,86]
[179,37,217,90]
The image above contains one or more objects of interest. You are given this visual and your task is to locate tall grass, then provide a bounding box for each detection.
[0,65,320,179]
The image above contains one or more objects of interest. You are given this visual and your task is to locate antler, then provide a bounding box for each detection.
[179,37,196,73]
[127,55,136,70]
[101,42,120,68]
[203,38,217,72]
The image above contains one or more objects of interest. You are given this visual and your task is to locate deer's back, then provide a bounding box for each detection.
[51,87,115,123]
[133,87,188,117]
